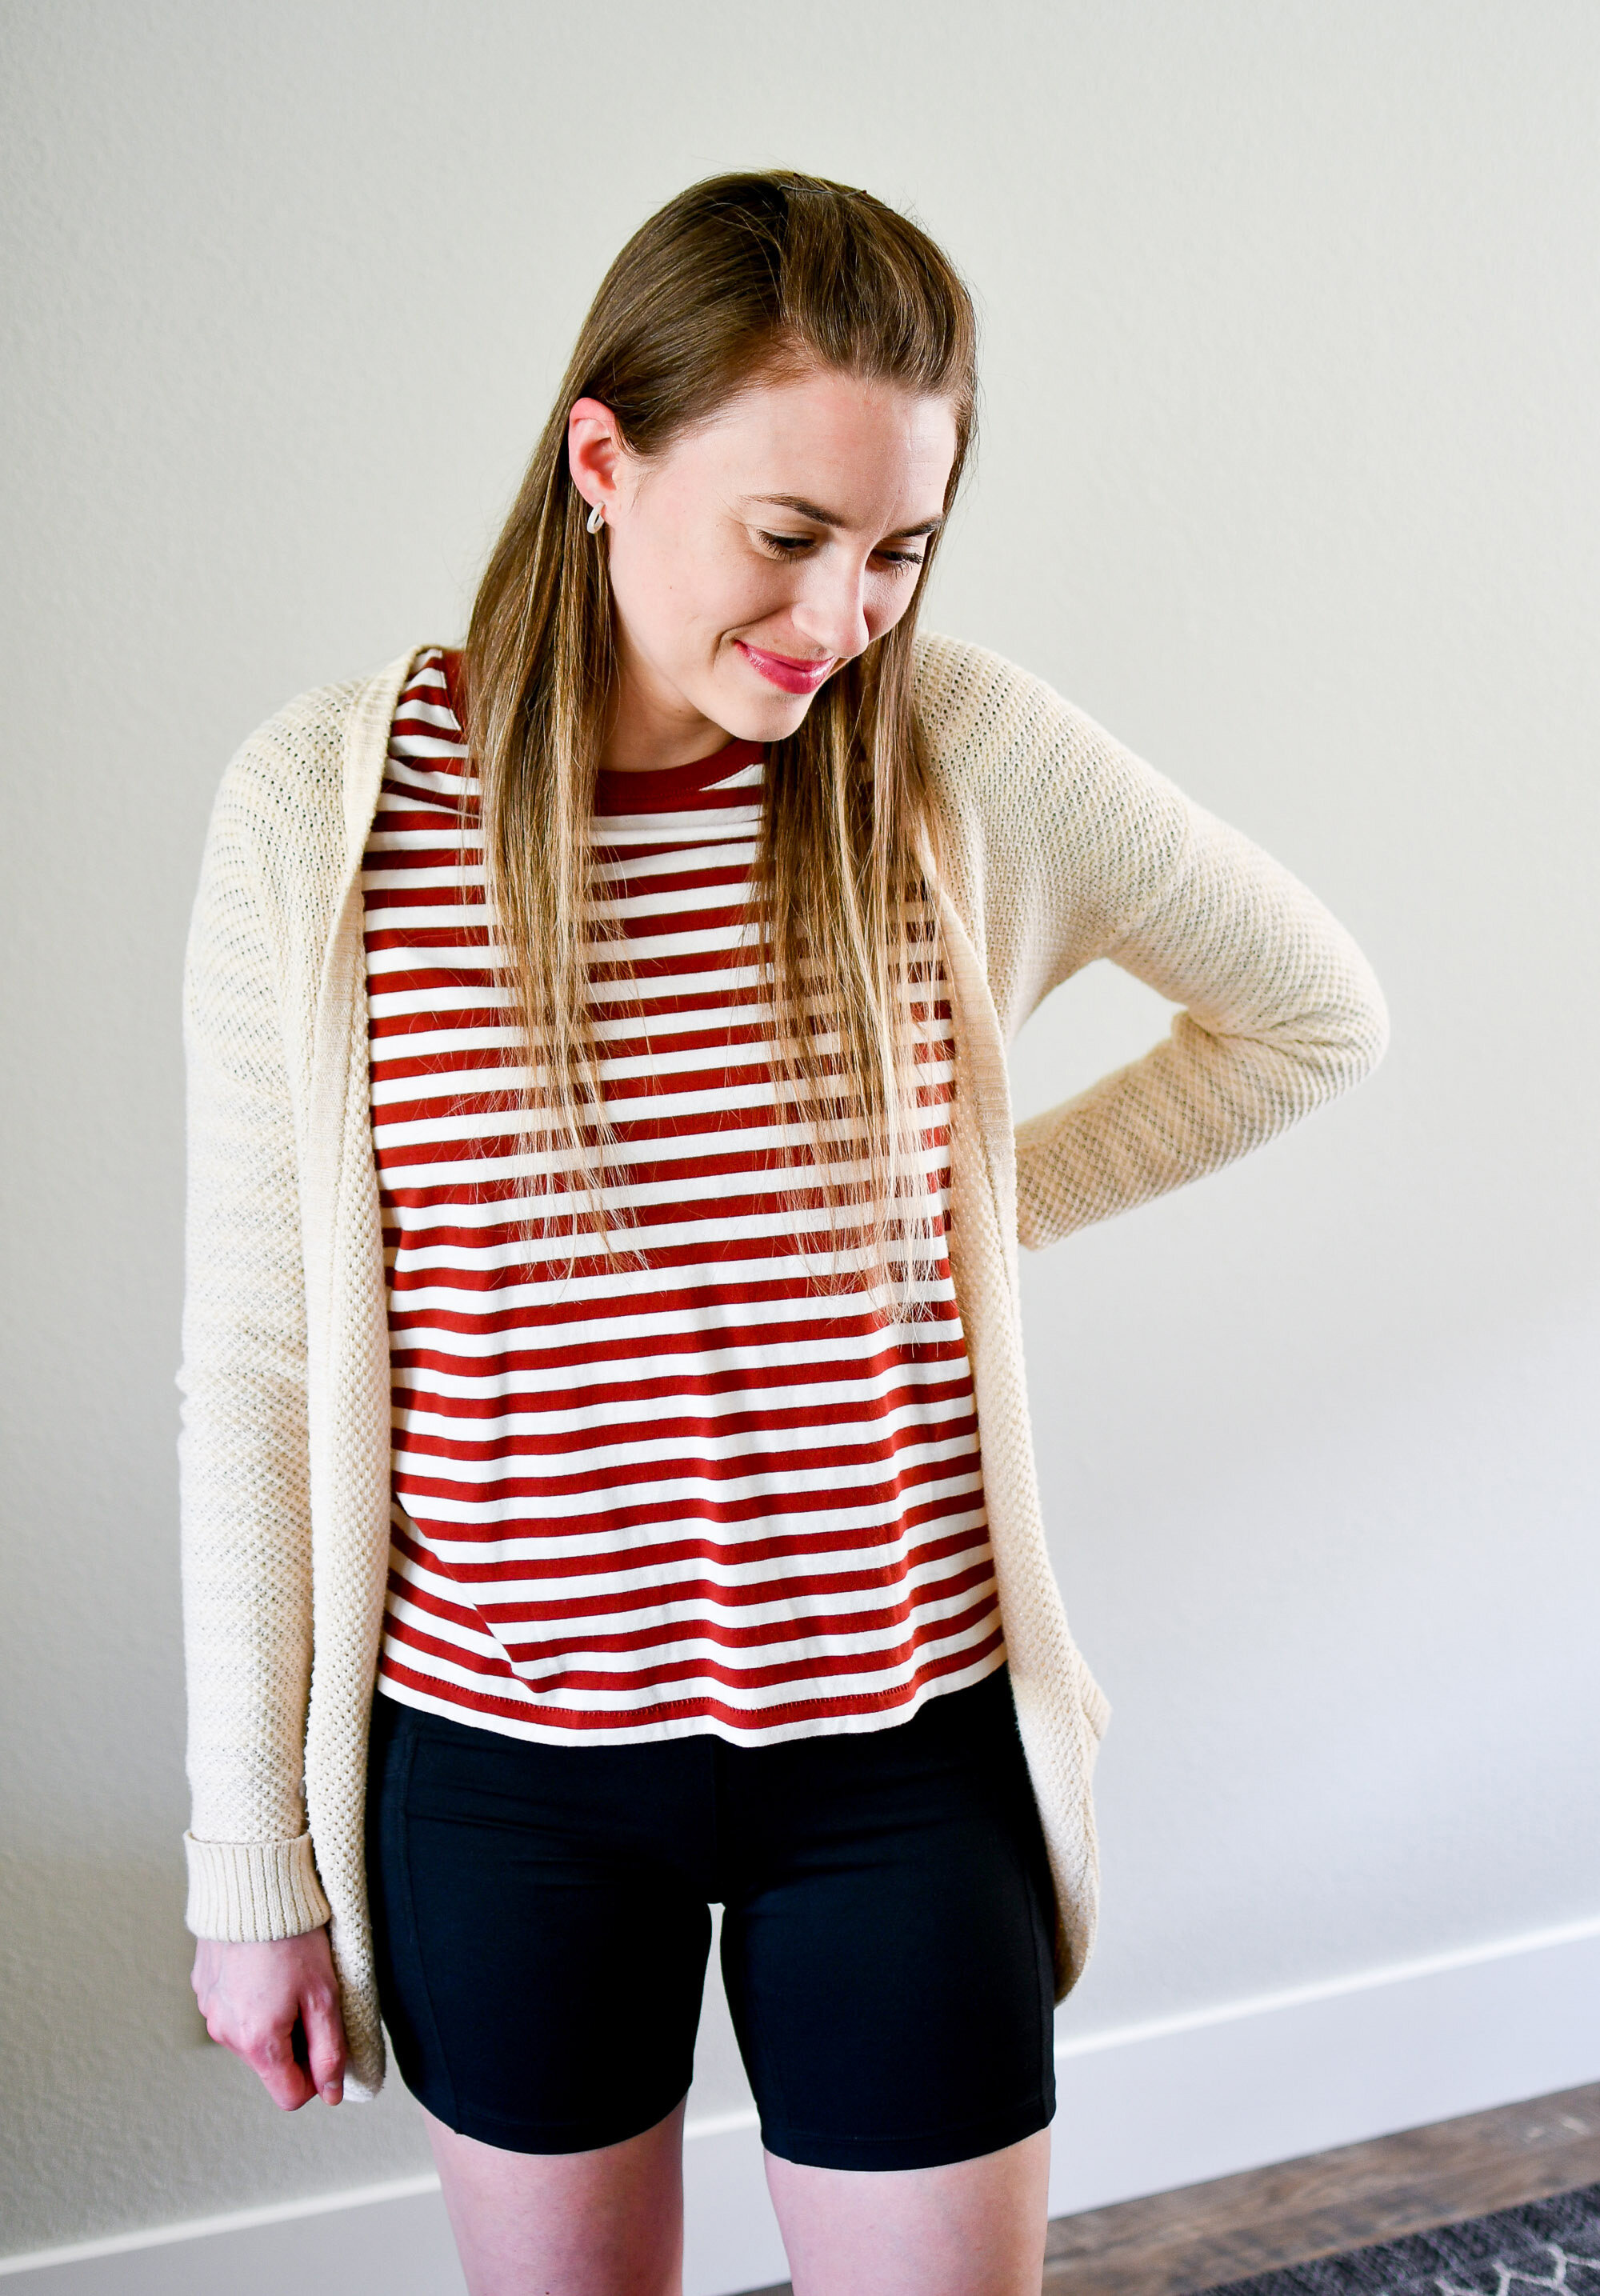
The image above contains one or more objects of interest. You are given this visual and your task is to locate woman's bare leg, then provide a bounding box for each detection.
[765,2126,1050,2296]
[423,2097,686,2296]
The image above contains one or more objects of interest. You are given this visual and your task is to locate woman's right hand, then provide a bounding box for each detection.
[191,1927,348,2110]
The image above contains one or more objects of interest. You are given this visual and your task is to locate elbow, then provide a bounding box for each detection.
[1287,918,1391,1094]
[1289,965,1390,1109]
[1342,959,1392,1086]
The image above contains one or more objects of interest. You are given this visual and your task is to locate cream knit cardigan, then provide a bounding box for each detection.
[179,634,1388,2099]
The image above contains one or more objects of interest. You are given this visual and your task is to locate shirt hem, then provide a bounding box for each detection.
[372,1642,1008,1750]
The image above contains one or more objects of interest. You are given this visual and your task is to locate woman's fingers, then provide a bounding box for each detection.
[190,1930,346,2110]
[246,2018,318,2112]
[300,1975,349,2104]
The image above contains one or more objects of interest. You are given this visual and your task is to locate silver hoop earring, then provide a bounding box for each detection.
[586,502,605,534]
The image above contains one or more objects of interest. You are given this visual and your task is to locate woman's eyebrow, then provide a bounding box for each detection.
[745,493,945,538]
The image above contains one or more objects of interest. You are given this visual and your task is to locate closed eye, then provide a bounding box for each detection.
[758,530,925,571]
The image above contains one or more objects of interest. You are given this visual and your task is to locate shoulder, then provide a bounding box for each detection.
[914,630,1178,819]
[912,630,1069,754]
[911,632,1192,919]
[202,654,418,892]
[188,654,421,1021]
[209,662,397,840]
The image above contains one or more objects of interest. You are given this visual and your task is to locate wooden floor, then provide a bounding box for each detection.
[1039,2081,1600,2294]
[743,2081,1600,2296]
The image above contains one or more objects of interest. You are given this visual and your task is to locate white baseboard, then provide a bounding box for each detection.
[1046,1914,1600,2220]
[6,1916,1598,2296]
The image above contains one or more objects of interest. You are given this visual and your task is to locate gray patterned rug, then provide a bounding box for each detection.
[1197,2181,1600,2294]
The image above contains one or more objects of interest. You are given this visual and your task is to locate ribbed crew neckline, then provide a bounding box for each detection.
[438,648,762,818]
[594,739,763,815]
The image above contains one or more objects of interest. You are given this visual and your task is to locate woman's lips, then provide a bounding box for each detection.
[734,640,835,696]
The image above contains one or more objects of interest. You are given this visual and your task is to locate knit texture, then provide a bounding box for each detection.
[179,634,1389,2098]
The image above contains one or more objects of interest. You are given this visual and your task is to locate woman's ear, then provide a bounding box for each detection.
[567,398,628,525]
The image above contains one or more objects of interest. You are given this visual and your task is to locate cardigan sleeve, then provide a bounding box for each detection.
[1012,774,1390,1250]
[177,759,332,1942]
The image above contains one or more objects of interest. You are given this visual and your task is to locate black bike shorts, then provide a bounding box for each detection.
[366,1665,1057,2170]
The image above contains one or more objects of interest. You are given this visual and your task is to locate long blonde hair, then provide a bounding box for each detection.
[462,171,978,1310]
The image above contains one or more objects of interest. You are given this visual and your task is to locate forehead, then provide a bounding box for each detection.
[676,366,958,522]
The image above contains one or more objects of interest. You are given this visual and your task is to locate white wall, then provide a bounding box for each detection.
[2,0,1595,2272]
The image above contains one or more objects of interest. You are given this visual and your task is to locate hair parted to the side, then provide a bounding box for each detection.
[462,170,978,1315]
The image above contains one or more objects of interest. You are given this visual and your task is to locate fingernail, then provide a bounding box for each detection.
[323,2084,342,2104]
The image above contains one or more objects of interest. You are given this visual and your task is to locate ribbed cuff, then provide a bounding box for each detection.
[184,1830,332,1942]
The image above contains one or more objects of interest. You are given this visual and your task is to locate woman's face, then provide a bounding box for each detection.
[568,363,958,769]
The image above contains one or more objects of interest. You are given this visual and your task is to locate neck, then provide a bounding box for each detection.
[600,638,732,774]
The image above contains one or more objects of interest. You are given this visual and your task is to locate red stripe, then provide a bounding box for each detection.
[391,1513,986,1586]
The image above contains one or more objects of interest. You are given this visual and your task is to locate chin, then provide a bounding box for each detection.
[712,685,819,746]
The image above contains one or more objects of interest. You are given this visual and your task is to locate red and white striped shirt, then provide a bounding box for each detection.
[363,650,1002,1745]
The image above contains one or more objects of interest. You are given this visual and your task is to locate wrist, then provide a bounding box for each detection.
[183,1830,332,1942]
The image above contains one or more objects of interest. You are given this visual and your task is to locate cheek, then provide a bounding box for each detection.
[662,550,792,664]
[614,522,769,658]
[606,518,685,644]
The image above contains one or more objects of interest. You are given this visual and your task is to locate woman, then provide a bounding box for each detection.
[182,172,1387,2296]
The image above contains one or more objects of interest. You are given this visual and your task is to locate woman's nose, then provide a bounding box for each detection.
[790,560,871,660]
